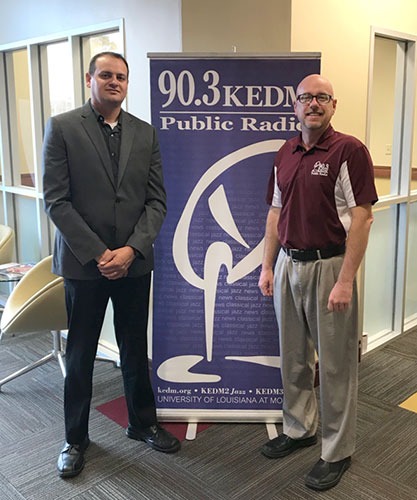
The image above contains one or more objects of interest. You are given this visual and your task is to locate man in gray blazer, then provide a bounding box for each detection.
[43,51,180,478]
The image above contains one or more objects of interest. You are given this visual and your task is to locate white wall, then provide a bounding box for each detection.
[0,0,182,121]
[291,0,417,142]
[182,0,291,52]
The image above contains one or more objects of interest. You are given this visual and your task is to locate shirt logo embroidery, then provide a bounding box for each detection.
[311,160,329,176]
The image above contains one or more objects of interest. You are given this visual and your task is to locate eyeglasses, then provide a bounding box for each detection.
[296,93,333,105]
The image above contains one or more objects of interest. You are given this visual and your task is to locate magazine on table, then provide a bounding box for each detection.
[0,262,34,279]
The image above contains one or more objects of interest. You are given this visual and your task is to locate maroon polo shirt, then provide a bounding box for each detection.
[266,126,378,250]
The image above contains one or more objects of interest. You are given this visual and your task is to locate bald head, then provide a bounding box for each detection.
[296,74,335,97]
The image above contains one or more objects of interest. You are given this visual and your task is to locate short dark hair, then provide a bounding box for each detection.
[88,51,129,77]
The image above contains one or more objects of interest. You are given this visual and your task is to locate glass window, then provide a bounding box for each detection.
[14,195,40,263]
[0,23,124,312]
[363,206,397,339]
[0,191,9,302]
[86,31,122,57]
[0,191,4,224]
[0,123,3,184]
[45,41,73,118]
[405,202,417,323]
[369,37,403,198]
[82,31,122,102]
[412,86,417,193]
[7,49,35,188]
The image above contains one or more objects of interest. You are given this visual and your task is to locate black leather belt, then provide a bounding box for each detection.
[282,244,345,261]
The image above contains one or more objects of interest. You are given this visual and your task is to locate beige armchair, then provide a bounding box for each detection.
[0,255,119,391]
[0,224,14,264]
[0,224,15,312]
[0,255,67,390]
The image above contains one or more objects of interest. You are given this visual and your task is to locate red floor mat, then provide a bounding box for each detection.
[96,396,211,441]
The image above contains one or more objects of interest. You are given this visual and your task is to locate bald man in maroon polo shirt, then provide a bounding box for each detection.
[258,74,378,491]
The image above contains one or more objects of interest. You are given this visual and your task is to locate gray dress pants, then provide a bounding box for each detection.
[273,249,359,462]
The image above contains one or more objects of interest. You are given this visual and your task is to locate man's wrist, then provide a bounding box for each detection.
[128,246,140,258]
[336,277,354,287]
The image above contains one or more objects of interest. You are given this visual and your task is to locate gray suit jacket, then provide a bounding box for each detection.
[42,101,166,279]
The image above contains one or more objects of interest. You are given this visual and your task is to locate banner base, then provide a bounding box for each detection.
[157,409,283,423]
[185,423,198,440]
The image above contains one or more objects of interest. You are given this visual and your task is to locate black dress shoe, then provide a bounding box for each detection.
[57,436,90,478]
[261,433,317,458]
[126,423,181,453]
[305,456,351,491]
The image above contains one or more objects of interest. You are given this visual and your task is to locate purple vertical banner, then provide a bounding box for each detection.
[150,55,320,421]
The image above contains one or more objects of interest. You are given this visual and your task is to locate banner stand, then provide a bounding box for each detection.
[149,52,321,424]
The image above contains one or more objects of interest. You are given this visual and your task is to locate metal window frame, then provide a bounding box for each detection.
[363,26,417,352]
[0,19,125,262]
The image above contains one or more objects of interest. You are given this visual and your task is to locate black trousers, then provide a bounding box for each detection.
[63,275,157,444]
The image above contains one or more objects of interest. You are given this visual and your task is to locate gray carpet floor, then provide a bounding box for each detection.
[1,327,417,499]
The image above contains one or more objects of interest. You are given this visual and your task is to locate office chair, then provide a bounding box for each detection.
[0,255,67,390]
[0,224,14,264]
[0,255,120,391]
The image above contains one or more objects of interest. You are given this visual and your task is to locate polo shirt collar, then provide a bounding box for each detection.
[293,125,335,153]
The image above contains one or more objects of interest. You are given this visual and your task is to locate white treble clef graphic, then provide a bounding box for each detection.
[156,140,284,383]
